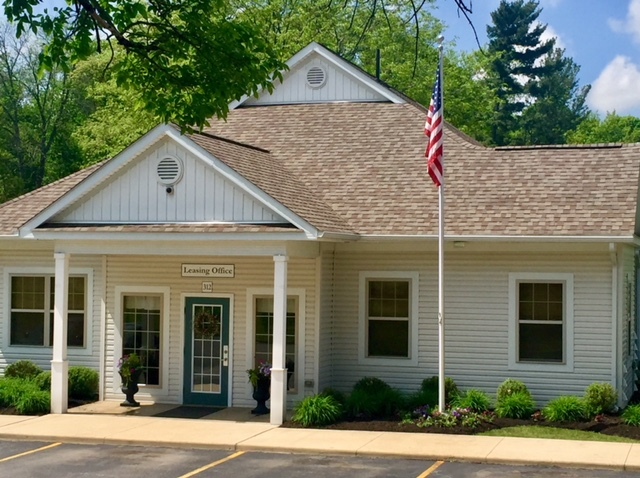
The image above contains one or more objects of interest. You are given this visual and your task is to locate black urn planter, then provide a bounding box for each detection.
[119,370,142,407]
[251,377,270,415]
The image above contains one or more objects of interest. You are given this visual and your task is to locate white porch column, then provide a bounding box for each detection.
[51,252,69,414]
[270,255,288,425]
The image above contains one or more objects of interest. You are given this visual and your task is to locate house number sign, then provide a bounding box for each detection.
[181,264,235,278]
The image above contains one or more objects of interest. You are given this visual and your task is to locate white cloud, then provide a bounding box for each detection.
[588,55,640,114]
[540,25,565,50]
[608,0,640,43]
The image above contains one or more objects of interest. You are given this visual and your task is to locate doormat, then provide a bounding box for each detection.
[153,406,224,419]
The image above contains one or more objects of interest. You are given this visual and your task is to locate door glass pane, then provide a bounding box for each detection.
[191,304,222,393]
[123,295,161,386]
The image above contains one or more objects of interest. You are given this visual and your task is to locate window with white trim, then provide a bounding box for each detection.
[253,296,298,392]
[509,273,574,371]
[359,271,419,365]
[122,295,162,386]
[10,275,86,347]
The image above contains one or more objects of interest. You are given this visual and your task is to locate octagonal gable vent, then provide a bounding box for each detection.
[157,156,183,185]
[306,66,327,88]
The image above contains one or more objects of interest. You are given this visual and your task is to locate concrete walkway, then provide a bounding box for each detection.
[0,402,638,471]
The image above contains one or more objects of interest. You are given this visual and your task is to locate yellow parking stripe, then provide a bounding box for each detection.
[417,460,445,477]
[0,442,62,463]
[177,451,245,478]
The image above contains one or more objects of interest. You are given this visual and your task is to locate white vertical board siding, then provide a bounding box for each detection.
[330,249,614,405]
[620,245,636,403]
[317,247,335,392]
[0,250,102,372]
[52,139,286,225]
[104,255,317,407]
[246,58,387,106]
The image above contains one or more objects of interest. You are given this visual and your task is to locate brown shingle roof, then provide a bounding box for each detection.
[203,102,640,237]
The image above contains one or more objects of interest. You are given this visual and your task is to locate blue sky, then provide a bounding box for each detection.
[434,0,640,117]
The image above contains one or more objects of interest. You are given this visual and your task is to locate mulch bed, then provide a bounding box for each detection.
[282,415,640,441]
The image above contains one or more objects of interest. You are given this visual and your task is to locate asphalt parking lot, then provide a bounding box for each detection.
[1,440,639,478]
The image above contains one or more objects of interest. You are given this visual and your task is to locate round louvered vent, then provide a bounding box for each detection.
[306,66,327,88]
[157,156,183,185]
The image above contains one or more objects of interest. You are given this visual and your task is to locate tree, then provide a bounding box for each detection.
[512,48,590,145]
[2,0,478,131]
[0,25,81,200]
[567,113,640,144]
[486,0,555,145]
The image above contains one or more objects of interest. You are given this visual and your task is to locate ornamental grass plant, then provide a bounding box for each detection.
[543,396,588,422]
[292,394,343,427]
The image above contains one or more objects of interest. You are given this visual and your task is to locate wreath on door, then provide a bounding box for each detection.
[194,310,220,338]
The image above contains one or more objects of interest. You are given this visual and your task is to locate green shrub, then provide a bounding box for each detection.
[497,379,530,402]
[15,390,49,415]
[406,389,438,411]
[495,391,536,419]
[622,404,640,426]
[5,360,42,380]
[68,366,99,401]
[34,372,51,392]
[543,396,588,422]
[352,377,392,394]
[452,389,492,413]
[584,382,617,416]
[345,386,405,419]
[320,388,347,406]
[420,376,459,404]
[292,395,343,427]
[0,378,33,407]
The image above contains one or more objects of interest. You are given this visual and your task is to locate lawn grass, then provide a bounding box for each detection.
[480,426,640,443]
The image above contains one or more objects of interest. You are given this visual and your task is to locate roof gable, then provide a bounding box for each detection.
[50,137,287,226]
[231,42,406,108]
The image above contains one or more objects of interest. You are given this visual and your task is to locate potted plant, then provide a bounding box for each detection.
[247,361,271,415]
[118,353,143,407]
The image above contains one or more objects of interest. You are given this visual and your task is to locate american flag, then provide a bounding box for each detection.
[425,65,443,187]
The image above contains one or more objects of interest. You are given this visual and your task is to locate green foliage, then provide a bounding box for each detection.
[622,404,640,427]
[452,389,492,413]
[406,389,438,411]
[5,0,287,130]
[420,376,460,404]
[543,396,588,422]
[346,379,405,419]
[5,360,42,380]
[320,388,347,406]
[567,112,640,144]
[292,394,343,427]
[15,390,49,415]
[68,366,99,401]
[583,382,617,417]
[495,391,536,419]
[414,407,494,429]
[34,372,51,392]
[497,379,531,402]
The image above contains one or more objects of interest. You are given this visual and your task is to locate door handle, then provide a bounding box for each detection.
[223,345,229,367]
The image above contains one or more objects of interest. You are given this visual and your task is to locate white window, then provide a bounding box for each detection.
[10,275,87,348]
[508,273,574,372]
[122,295,162,386]
[253,296,298,392]
[359,271,419,366]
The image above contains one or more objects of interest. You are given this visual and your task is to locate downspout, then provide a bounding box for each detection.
[610,243,620,399]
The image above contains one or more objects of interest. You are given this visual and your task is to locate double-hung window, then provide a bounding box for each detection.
[359,272,419,365]
[10,275,86,347]
[509,273,574,372]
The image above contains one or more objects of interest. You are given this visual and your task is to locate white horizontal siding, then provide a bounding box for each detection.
[53,139,286,225]
[330,249,615,406]
[248,58,386,106]
[317,247,334,392]
[104,255,317,407]
[0,250,102,373]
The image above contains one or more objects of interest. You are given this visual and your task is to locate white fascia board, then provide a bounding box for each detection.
[165,129,320,239]
[19,123,173,237]
[358,234,637,244]
[28,230,310,243]
[229,42,405,110]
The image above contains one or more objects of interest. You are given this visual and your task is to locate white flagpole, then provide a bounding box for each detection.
[436,36,446,414]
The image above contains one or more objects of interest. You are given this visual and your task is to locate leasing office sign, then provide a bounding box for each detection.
[181,264,235,278]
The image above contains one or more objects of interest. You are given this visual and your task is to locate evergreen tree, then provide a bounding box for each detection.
[486,0,555,145]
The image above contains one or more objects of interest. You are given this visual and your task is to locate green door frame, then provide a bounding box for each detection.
[183,297,230,406]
